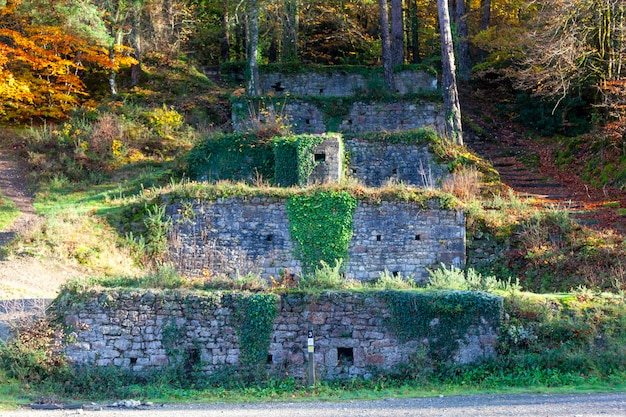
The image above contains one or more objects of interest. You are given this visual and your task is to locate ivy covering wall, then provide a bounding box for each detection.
[273,134,330,186]
[383,290,503,361]
[286,191,357,274]
[184,133,275,182]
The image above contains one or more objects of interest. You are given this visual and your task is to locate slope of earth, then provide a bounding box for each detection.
[461,83,626,235]
[0,149,86,300]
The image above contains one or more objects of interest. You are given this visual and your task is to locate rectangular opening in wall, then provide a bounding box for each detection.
[185,347,201,372]
[392,271,400,277]
[315,153,326,162]
[305,118,311,124]
[392,168,398,175]
[267,354,273,364]
[319,88,325,94]
[129,357,137,365]
[337,347,354,365]
[415,234,421,241]
[376,235,382,242]
[266,234,273,242]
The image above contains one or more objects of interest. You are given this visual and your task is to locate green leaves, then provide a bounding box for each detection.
[233,293,279,380]
[384,290,503,361]
[286,191,357,274]
[273,134,327,186]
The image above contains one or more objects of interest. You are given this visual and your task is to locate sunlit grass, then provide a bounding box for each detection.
[0,191,19,230]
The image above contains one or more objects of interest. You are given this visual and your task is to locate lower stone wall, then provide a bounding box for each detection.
[167,197,465,282]
[62,290,501,380]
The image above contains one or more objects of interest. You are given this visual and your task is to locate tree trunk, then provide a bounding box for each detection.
[109,46,117,96]
[247,0,260,95]
[481,0,491,30]
[438,0,463,145]
[130,0,142,87]
[455,0,471,81]
[390,0,404,67]
[408,0,420,63]
[221,0,230,62]
[281,0,298,61]
[379,0,395,91]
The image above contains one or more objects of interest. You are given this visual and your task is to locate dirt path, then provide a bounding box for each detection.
[462,85,626,235]
[0,150,84,301]
[0,151,37,248]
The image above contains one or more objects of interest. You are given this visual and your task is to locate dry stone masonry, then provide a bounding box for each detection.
[63,290,501,380]
[167,197,464,282]
[344,138,447,187]
[231,68,444,135]
[260,68,438,97]
[232,99,444,135]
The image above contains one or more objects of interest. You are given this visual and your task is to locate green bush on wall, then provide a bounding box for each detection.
[286,191,357,274]
[184,133,275,182]
[273,134,331,186]
[383,290,503,362]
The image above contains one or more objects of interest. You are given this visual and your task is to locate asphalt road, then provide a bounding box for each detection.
[3,392,626,417]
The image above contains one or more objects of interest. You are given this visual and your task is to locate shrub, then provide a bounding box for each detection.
[427,263,520,293]
[442,166,481,202]
[298,260,346,290]
[369,270,417,290]
[0,317,67,383]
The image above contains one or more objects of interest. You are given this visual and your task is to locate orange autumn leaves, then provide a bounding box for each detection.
[0,0,135,122]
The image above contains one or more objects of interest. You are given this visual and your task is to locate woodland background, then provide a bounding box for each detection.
[1,0,625,135]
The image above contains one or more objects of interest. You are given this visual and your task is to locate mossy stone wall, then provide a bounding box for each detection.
[62,290,501,380]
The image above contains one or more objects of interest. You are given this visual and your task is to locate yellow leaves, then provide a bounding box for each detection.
[0,4,124,122]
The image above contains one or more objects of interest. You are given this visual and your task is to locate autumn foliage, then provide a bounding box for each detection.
[0,0,135,122]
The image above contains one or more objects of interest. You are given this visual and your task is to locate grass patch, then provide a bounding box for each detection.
[0,191,19,230]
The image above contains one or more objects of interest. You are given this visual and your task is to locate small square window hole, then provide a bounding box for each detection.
[337,347,354,365]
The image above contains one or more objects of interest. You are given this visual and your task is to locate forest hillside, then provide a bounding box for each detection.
[0,0,625,295]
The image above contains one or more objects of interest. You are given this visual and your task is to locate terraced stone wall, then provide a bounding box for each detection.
[63,290,500,380]
[166,197,465,282]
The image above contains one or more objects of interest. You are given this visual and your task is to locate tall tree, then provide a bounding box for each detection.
[480,0,490,30]
[130,0,142,86]
[437,0,463,144]
[514,0,626,114]
[379,0,394,90]
[247,0,260,95]
[0,0,130,121]
[454,0,471,81]
[281,0,298,61]
[390,0,404,66]
[221,0,231,61]
[407,0,420,63]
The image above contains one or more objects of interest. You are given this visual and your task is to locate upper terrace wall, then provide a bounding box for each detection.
[259,69,437,97]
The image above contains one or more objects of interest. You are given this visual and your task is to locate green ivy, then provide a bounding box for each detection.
[286,191,357,274]
[184,132,274,182]
[273,134,331,186]
[383,290,503,362]
[232,293,279,379]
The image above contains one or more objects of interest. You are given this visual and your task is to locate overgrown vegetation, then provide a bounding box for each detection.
[384,289,502,361]
[286,191,357,274]
[1,0,626,404]
[0,191,19,230]
[233,293,279,380]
